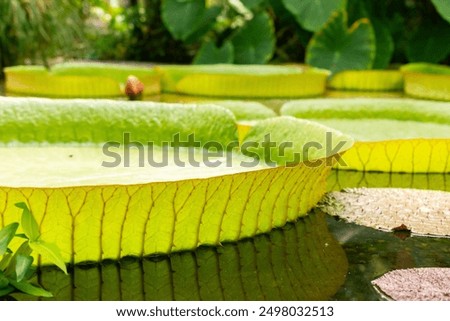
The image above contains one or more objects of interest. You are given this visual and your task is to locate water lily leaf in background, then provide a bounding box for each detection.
[161,0,220,42]
[327,170,450,193]
[401,63,450,101]
[328,70,403,91]
[4,63,160,98]
[231,12,275,64]
[16,212,348,301]
[320,188,450,237]
[0,97,351,265]
[156,64,329,97]
[282,0,345,32]
[281,98,450,172]
[431,0,450,23]
[193,41,234,64]
[372,268,450,300]
[0,223,19,256]
[306,11,375,74]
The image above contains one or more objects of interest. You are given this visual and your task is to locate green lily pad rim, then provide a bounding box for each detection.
[400,63,450,75]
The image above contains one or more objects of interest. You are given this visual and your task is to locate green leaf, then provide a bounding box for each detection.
[0,253,13,271]
[0,286,14,297]
[306,11,375,74]
[406,21,450,64]
[0,270,9,288]
[29,241,67,274]
[15,202,40,242]
[15,254,34,282]
[161,0,220,41]
[371,19,394,69]
[282,0,346,32]
[431,0,450,23]
[231,12,275,64]
[0,222,19,256]
[9,279,53,298]
[193,41,234,64]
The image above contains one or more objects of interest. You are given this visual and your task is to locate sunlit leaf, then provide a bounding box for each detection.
[401,63,450,101]
[0,223,19,256]
[15,254,33,282]
[4,63,160,98]
[157,64,329,97]
[16,203,40,242]
[306,11,375,74]
[8,279,52,298]
[0,98,349,264]
[320,188,450,237]
[328,70,403,91]
[29,241,67,274]
[372,268,450,300]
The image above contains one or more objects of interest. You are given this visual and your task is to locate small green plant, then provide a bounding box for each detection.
[0,203,67,298]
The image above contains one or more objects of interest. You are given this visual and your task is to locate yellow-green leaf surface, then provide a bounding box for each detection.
[4,62,160,98]
[0,98,351,265]
[14,212,348,301]
[401,63,450,101]
[281,98,450,173]
[328,70,403,91]
[156,64,330,98]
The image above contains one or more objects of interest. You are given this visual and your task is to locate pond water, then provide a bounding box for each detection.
[1,89,449,301]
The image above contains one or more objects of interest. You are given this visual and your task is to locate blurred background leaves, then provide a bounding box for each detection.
[0,0,449,77]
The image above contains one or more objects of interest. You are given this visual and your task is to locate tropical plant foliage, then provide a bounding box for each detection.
[0,203,66,298]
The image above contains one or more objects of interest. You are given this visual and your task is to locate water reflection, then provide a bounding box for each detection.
[13,212,347,301]
[328,169,450,192]
[327,215,450,300]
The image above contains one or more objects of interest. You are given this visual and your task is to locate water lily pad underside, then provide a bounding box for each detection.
[4,63,160,98]
[372,268,450,301]
[320,188,450,237]
[156,64,329,98]
[281,98,450,173]
[0,97,352,265]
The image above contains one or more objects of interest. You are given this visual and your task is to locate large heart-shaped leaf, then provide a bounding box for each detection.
[306,11,375,74]
[0,97,351,264]
[161,0,221,42]
[231,12,275,64]
[281,98,450,173]
[282,0,345,32]
[193,41,234,64]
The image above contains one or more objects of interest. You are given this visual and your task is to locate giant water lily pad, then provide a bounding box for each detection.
[401,63,450,101]
[281,98,450,173]
[13,212,348,301]
[0,97,352,265]
[4,62,160,98]
[328,70,403,91]
[372,268,450,301]
[156,64,329,98]
[320,188,450,237]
